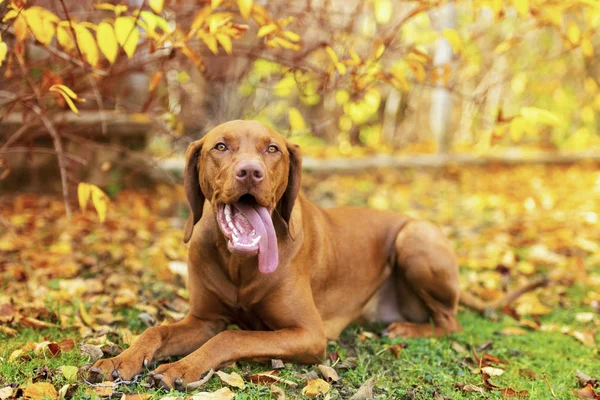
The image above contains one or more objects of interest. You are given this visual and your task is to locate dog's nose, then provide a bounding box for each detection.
[235,160,264,185]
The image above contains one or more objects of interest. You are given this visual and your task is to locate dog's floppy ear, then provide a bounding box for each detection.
[277,141,302,225]
[183,139,205,243]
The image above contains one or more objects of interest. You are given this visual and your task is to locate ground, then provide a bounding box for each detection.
[1,164,599,399]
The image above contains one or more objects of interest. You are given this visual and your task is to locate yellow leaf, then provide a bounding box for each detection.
[273,37,300,51]
[335,89,350,105]
[442,28,463,54]
[203,35,219,54]
[49,85,80,115]
[74,24,99,66]
[509,116,526,141]
[181,44,204,69]
[216,33,232,54]
[582,38,594,58]
[190,387,234,400]
[301,379,330,397]
[90,185,109,222]
[237,0,253,20]
[283,30,300,42]
[257,24,277,37]
[374,0,392,24]
[0,38,6,67]
[211,0,224,9]
[289,107,306,132]
[59,366,78,382]
[115,16,139,58]
[23,7,59,45]
[77,183,91,211]
[567,22,580,44]
[149,0,164,14]
[96,22,118,63]
[56,25,75,52]
[215,370,246,389]
[481,367,504,376]
[23,382,57,400]
[513,0,529,17]
[520,107,561,126]
[79,302,94,326]
[52,84,78,99]
[325,46,339,64]
[373,42,385,60]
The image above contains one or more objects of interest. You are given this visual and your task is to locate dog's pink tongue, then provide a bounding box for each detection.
[234,203,278,274]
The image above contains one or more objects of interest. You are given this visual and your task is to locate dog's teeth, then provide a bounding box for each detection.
[224,204,231,215]
[225,213,232,223]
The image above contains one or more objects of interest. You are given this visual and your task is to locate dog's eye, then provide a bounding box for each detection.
[267,145,279,153]
[215,143,227,151]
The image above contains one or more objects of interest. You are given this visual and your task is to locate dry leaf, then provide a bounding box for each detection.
[270,384,286,400]
[215,370,246,389]
[190,387,235,400]
[0,387,13,400]
[577,370,599,387]
[24,382,57,400]
[500,327,528,336]
[481,367,504,376]
[248,370,298,387]
[86,382,114,398]
[574,384,600,399]
[317,364,340,382]
[456,383,485,394]
[349,376,375,400]
[271,359,285,369]
[301,379,330,397]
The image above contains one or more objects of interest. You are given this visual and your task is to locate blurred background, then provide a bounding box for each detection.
[1,1,600,398]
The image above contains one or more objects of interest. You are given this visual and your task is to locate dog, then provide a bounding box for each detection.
[89,120,462,390]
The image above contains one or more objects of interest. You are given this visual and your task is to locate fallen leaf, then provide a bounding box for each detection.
[500,387,530,398]
[24,382,57,400]
[566,329,596,347]
[577,370,599,387]
[349,376,375,400]
[481,367,504,376]
[215,370,245,389]
[79,344,103,362]
[0,387,13,400]
[456,383,485,394]
[576,313,595,323]
[86,382,114,398]
[0,325,17,335]
[0,303,16,322]
[120,395,152,400]
[19,316,57,329]
[301,379,330,397]
[190,387,235,400]
[271,359,285,369]
[337,357,358,370]
[248,370,298,387]
[59,366,78,382]
[270,384,286,400]
[317,364,340,382]
[574,384,600,399]
[388,342,407,358]
[500,327,528,336]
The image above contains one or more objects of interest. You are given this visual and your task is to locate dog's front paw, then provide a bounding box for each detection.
[88,354,149,383]
[149,361,212,391]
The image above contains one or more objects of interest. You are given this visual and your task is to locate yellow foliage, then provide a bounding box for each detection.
[78,183,110,222]
[114,16,139,58]
[74,24,99,66]
[96,22,118,64]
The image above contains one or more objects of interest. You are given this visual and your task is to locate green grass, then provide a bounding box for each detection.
[1,300,597,399]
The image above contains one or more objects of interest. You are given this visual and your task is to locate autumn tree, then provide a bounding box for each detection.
[1,0,599,215]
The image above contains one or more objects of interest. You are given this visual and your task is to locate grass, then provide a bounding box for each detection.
[1,291,597,399]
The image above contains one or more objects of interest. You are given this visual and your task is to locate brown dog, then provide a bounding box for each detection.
[89,120,461,390]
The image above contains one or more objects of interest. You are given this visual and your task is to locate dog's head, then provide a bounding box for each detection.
[183,120,301,273]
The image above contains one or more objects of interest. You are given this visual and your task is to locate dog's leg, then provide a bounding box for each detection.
[385,220,461,338]
[148,287,326,390]
[88,315,225,382]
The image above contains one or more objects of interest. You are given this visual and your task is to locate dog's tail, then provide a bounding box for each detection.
[459,278,550,312]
